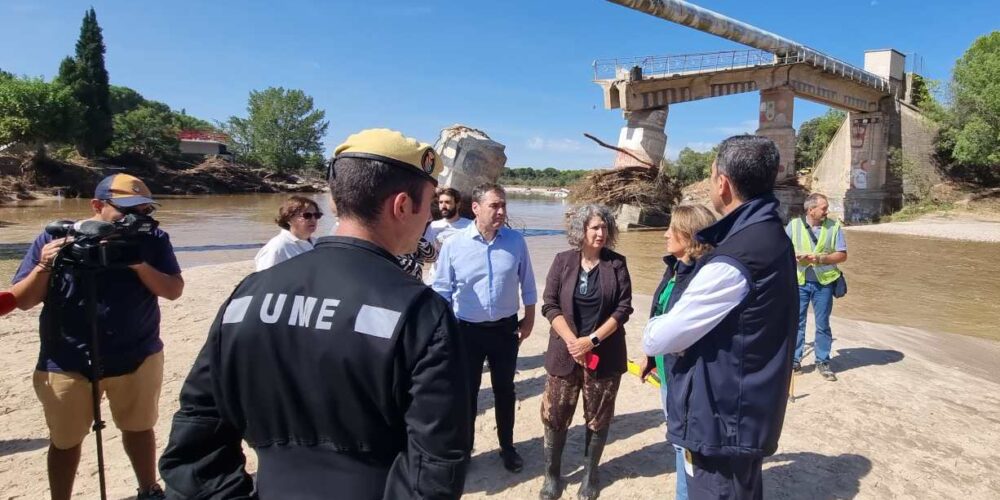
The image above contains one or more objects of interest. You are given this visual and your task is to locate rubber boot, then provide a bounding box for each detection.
[577,428,609,500]
[540,426,568,499]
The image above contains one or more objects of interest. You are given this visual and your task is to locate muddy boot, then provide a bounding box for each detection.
[540,426,568,499]
[577,428,609,500]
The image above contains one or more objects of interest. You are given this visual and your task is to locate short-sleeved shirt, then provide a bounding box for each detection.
[12,228,181,377]
[784,219,847,282]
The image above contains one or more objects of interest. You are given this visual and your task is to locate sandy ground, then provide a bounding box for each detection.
[2,235,1000,499]
[846,213,1000,243]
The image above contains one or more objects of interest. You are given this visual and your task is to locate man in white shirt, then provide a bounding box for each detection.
[423,187,471,282]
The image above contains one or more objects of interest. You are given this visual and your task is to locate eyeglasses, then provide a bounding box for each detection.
[107,201,156,216]
[299,212,323,220]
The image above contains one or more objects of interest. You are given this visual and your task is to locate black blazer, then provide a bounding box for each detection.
[541,248,633,378]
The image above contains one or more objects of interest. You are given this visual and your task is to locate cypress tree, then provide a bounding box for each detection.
[68,8,113,156]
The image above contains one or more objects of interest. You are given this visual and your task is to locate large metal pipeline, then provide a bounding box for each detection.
[605,0,891,92]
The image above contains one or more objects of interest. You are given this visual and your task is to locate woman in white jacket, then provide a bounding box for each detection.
[255,195,321,271]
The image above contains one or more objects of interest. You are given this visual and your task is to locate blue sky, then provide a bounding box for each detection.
[1,0,996,169]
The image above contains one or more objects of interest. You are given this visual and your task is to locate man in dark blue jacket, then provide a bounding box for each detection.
[642,135,797,499]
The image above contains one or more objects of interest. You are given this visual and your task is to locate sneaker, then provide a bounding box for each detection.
[792,361,801,374]
[137,484,166,500]
[500,448,524,473]
[817,362,837,382]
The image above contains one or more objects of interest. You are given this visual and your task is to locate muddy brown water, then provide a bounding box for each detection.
[3,194,998,341]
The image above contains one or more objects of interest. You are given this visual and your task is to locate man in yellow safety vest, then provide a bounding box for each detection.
[785,193,848,381]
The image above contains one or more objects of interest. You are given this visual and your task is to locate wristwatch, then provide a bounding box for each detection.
[589,334,601,346]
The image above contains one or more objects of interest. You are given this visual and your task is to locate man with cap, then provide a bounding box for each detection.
[10,173,183,500]
[160,129,471,499]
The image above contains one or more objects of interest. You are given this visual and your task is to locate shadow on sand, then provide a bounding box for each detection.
[0,437,48,457]
[764,451,872,499]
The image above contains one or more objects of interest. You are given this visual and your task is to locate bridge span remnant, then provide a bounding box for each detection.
[597,0,931,222]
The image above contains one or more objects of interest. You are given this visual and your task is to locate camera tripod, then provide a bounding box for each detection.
[76,267,110,500]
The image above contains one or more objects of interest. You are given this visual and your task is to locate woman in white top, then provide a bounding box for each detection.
[255,195,322,271]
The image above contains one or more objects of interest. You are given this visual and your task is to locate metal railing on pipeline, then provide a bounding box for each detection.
[592,49,778,81]
[593,48,894,95]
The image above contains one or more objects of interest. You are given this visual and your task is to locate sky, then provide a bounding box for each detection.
[1,0,997,170]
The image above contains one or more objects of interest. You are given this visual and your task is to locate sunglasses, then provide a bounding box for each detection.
[107,201,156,216]
[299,212,323,220]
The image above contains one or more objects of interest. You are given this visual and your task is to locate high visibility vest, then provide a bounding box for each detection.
[791,218,843,286]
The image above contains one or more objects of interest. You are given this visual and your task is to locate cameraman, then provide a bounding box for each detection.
[10,173,183,500]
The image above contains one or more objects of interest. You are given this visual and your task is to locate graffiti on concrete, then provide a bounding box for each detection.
[851,159,870,189]
[849,116,881,190]
[758,99,790,125]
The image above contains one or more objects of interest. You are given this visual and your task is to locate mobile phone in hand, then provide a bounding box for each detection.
[585,352,600,370]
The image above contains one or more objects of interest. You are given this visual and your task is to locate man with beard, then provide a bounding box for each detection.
[432,183,536,473]
[423,187,472,283]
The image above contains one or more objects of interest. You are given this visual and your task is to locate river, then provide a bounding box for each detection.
[2,193,997,341]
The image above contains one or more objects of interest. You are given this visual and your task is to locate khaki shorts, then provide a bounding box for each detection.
[32,351,164,449]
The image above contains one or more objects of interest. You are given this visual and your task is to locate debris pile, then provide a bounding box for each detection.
[569,166,682,218]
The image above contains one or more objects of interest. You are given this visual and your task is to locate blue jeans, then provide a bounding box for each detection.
[660,384,689,499]
[795,281,834,364]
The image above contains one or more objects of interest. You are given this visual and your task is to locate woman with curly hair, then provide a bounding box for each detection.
[539,203,633,500]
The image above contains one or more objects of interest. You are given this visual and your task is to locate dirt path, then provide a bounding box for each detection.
[2,236,998,498]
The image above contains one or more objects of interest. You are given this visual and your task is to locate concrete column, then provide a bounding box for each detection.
[756,87,796,180]
[614,107,668,169]
[843,111,892,222]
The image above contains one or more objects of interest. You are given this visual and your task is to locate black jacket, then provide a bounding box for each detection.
[159,237,471,499]
[667,195,798,458]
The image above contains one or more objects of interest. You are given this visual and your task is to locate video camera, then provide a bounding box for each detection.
[45,213,159,269]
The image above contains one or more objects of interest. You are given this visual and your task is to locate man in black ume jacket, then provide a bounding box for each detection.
[159,129,471,499]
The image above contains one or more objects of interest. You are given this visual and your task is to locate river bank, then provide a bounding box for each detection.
[846,212,1000,243]
[1,235,998,498]
[0,153,326,202]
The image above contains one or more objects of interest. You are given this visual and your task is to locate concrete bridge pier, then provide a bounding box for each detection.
[755,86,796,181]
[841,110,900,222]
[614,107,668,168]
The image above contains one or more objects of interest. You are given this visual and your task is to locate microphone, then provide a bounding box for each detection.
[0,291,16,317]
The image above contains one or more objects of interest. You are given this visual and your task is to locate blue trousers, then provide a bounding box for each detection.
[795,281,834,364]
[660,384,689,499]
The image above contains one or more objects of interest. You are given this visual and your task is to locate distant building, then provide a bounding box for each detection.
[179,130,233,159]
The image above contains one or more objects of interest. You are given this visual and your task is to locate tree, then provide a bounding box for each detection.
[59,8,113,157]
[795,108,846,171]
[225,87,328,172]
[108,105,180,160]
[947,31,1000,169]
[171,109,216,132]
[672,147,716,186]
[0,77,82,157]
[109,85,148,115]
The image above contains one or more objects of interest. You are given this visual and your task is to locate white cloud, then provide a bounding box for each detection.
[526,136,585,153]
[713,119,758,136]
